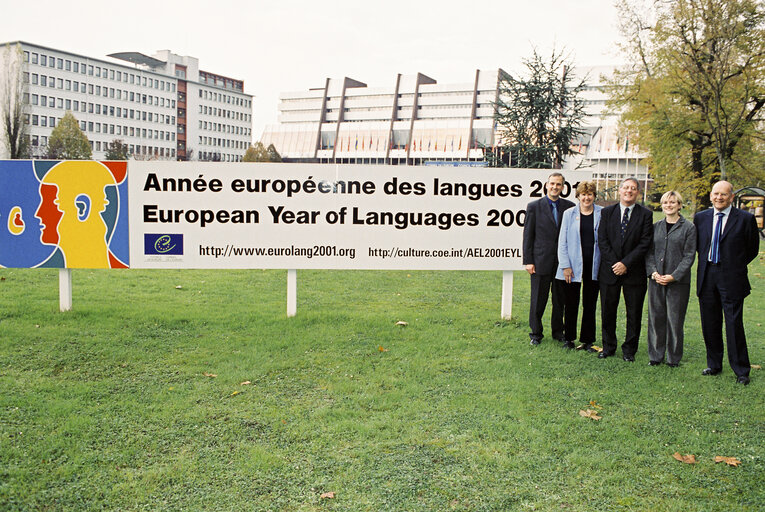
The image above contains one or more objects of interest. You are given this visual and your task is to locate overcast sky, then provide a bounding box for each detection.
[0,0,625,139]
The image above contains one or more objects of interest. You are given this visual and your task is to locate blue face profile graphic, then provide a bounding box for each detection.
[0,160,58,267]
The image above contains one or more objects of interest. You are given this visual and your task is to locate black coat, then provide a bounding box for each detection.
[598,203,653,285]
[522,197,574,275]
[694,207,759,300]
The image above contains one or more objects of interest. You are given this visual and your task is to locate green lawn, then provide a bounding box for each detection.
[1,254,763,510]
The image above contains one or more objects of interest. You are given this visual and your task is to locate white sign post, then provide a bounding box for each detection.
[287,269,297,317]
[58,269,72,312]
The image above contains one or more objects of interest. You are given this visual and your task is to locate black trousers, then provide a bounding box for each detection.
[699,265,751,377]
[600,279,647,357]
[559,277,599,343]
[529,273,564,341]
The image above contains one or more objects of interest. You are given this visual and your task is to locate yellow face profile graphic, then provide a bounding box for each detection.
[36,161,117,268]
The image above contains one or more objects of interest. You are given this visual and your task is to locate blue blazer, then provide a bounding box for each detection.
[556,205,602,282]
[694,207,759,299]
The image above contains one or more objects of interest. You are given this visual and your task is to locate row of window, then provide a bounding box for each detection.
[199,71,244,92]
[198,88,251,108]
[197,120,250,137]
[197,136,248,151]
[26,73,176,108]
[198,104,251,123]
[28,133,176,158]
[198,151,244,162]
[24,50,176,92]
[27,95,176,125]
[29,114,176,142]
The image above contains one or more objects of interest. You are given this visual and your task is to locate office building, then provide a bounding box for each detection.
[260,66,648,191]
[0,41,253,161]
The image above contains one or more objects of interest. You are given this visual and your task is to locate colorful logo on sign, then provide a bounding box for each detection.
[144,234,183,255]
[0,160,129,268]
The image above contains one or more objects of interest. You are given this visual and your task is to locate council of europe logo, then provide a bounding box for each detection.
[144,234,183,255]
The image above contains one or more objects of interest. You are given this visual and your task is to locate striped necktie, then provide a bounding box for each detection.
[710,212,724,264]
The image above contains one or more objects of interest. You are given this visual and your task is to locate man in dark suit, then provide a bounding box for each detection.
[523,172,575,345]
[597,177,653,361]
[694,180,760,385]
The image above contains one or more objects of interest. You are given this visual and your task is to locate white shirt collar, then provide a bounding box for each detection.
[713,205,732,216]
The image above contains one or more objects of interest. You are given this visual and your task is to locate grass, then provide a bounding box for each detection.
[0,252,763,511]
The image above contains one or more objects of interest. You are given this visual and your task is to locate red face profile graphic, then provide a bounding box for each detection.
[35,183,63,245]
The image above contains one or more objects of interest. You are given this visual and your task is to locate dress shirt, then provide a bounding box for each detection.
[619,203,634,221]
[708,205,732,262]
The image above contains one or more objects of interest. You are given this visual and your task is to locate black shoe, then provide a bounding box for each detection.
[530,338,541,346]
[562,341,576,349]
[649,361,661,366]
[623,355,635,362]
[598,352,612,359]
[702,368,722,376]
[736,376,750,385]
[667,363,679,368]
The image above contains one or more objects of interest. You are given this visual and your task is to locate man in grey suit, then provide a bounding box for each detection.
[695,181,760,385]
[523,173,575,345]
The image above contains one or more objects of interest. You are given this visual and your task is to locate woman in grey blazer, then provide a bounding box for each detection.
[645,190,696,366]
[556,181,602,352]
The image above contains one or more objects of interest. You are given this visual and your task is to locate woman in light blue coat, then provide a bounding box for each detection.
[556,181,602,351]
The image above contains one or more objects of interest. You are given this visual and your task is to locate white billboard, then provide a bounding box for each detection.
[128,162,590,270]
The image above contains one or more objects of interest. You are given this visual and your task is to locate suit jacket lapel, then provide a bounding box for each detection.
[720,208,739,242]
[699,210,714,253]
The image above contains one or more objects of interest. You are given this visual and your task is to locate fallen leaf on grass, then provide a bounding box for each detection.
[591,345,603,352]
[395,321,408,326]
[579,409,601,420]
[714,456,741,467]
[378,345,388,352]
[175,285,183,289]
[751,365,761,370]
[588,400,603,409]
[0,276,5,281]
[240,381,251,386]
[203,372,217,378]
[320,492,335,499]
[230,390,240,397]
[672,452,696,464]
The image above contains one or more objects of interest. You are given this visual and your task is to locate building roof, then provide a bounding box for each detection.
[107,52,166,68]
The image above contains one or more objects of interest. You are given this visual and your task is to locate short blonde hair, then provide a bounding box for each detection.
[660,190,683,206]
[575,180,597,198]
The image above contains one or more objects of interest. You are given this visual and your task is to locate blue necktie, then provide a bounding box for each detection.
[552,202,558,226]
[710,212,724,264]
[620,207,630,238]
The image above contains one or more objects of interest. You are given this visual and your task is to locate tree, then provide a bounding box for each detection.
[1,43,29,159]
[46,111,92,159]
[243,142,274,162]
[492,48,587,168]
[611,0,765,209]
[105,139,129,160]
[266,143,282,162]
